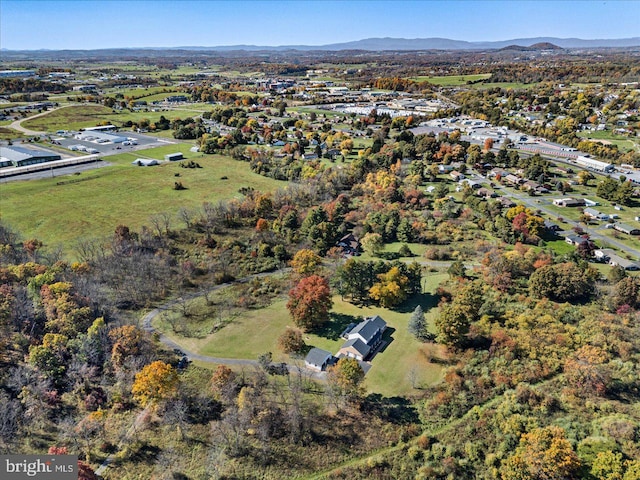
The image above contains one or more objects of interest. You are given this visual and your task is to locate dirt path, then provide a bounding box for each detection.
[94,406,151,476]
[140,269,328,378]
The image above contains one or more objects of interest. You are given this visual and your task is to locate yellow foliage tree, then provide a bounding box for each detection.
[500,425,581,480]
[369,266,409,308]
[131,361,179,407]
[290,248,323,276]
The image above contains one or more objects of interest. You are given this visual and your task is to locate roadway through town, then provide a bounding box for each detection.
[505,187,640,260]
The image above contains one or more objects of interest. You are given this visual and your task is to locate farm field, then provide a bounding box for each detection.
[20,104,202,132]
[408,73,492,85]
[155,272,448,397]
[0,149,285,254]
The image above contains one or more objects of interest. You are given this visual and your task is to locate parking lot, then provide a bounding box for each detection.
[52,131,170,157]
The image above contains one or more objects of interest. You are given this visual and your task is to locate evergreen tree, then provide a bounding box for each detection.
[408,305,428,341]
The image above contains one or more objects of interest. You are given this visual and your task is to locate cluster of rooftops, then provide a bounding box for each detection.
[304,315,387,372]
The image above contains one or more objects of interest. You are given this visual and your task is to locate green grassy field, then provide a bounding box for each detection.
[408,73,492,86]
[0,149,285,252]
[577,130,640,153]
[542,238,576,255]
[154,274,448,396]
[475,82,538,90]
[20,104,202,132]
[0,126,21,140]
[103,86,179,99]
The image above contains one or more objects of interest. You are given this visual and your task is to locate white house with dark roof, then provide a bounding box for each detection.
[336,315,387,361]
[306,315,387,371]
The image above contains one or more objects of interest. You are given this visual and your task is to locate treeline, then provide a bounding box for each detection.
[0,78,67,94]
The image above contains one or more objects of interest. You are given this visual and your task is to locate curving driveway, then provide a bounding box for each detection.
[139,269,328,379]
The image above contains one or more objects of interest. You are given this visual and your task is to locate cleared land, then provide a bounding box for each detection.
[154,274,448,396]
[20,104,202,132]
[408,73,492,86]
[0,149,284,251]
[577,130,640,153]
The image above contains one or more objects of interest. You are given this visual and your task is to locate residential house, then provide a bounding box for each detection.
[450,171,465,181]
[504,174,523,186]
[458,178,482,189]
[613,223,640,235]
[595,249,640,271]
[544,220,561,232]
[565,234,589,246]
[476,187,497,199]
[337,233,360,256]
[336,338,371,361]
[553,198,586,207]
[583,208,610,221]
[337,315,387,361]
[497,197,516,208]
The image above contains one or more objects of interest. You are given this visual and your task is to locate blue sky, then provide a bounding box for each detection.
[1,0,638,50]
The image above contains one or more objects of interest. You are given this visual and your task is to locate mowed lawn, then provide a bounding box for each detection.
[156,273,448,396]
[0,150,284,252]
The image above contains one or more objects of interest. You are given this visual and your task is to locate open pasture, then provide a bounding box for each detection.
[20,104,202,132]
[0,149,284,252]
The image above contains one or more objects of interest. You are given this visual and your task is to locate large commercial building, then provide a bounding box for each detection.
[0,70,37,78]
[575,155,615,173]
[0,146,61,167]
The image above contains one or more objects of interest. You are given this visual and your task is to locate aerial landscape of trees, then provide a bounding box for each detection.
[1,37,640,480]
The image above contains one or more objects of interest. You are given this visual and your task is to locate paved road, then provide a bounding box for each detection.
[8,105,79,135]
[506,188,640,260]
[0,160,111,183]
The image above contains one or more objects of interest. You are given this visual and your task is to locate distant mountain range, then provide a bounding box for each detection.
[170,36,640,52]
[3,37,640,54]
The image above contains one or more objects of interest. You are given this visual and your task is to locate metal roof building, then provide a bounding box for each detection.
[0,146,61,167]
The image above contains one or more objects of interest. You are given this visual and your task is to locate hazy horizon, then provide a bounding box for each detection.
[1,0,637,51]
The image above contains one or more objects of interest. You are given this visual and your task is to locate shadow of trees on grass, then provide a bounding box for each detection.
[313,312,359,341]
[394,292,440,314]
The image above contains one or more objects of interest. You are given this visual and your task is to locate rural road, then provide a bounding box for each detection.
[8,104,78,135]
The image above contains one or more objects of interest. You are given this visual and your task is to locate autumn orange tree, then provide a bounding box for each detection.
[132,360,179,407]
[286,275,333,331]
[109,325,144,369]
[278,328,306,354]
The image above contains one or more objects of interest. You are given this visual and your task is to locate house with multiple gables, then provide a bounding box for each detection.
[304,315,388,370]
[337,315,387,361]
